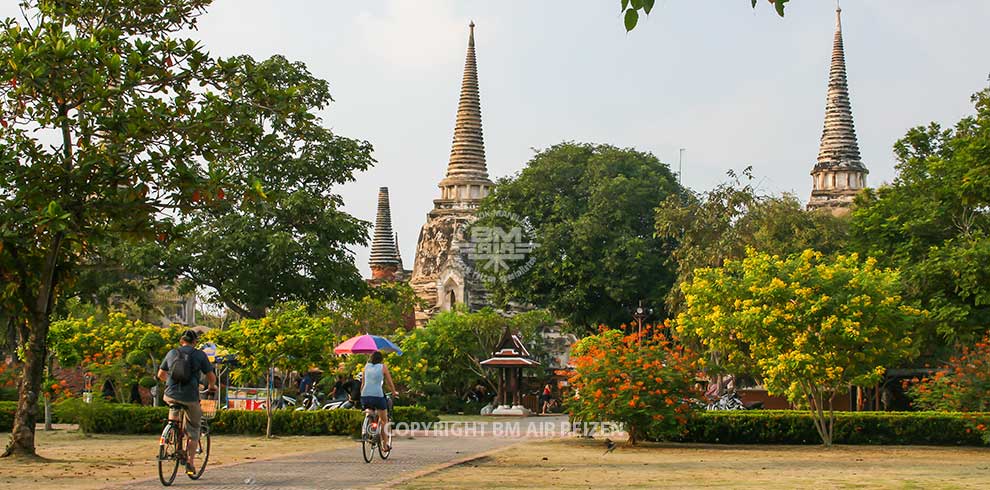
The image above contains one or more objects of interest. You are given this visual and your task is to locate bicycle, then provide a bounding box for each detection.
[158,390,218,486]
[361,394,393,463]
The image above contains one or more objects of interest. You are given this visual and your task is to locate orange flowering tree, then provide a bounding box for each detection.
[567,327,700,444]
[907,336,990,412]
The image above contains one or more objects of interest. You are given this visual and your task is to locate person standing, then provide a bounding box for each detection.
[157,330,217,476]
[540,383,553,415]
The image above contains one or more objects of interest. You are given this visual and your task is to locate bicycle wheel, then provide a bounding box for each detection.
[158,424,180,486]
[188,422,211,480]
[378,422,391,460]
[361,416,375,463]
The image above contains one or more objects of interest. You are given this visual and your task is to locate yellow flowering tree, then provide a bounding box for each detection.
[50,313,184,404]
[678,249,925,446]
[207,304,338,438]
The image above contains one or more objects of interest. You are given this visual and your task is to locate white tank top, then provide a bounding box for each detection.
[361,363,385,397]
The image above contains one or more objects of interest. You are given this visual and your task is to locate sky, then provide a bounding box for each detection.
[4,1,989,278]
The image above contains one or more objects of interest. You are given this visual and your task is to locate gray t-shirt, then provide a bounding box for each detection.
[160,345,214,403]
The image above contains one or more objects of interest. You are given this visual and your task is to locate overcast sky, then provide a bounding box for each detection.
[5,1,989,278]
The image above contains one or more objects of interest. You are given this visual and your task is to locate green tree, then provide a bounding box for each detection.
[0,0,217,457]
[620,0,789,31]
[160,55,374,319]
[207,304,337,438]
[332,282,421,337]
[657,169,848,313]
[849,84,990,351]
[678,249,924,446]
[479,143,683,332]
[394,308,549,400]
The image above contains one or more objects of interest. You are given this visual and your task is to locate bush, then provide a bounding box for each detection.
[392,405,440,425]
[0,399,84,430]
[0,387,18,401]
[211,409,364,437]
[907,336,990,412]
[567,327,700,444]
[71,401,168,434]
[417,394,481,414]
[42,400,437,437]
[0,401,15,431]
[665,410,990,446]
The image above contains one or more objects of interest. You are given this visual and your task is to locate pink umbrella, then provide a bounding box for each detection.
[333,334,403,355]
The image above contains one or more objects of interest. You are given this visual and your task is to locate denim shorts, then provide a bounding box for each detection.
[361,396,388,410]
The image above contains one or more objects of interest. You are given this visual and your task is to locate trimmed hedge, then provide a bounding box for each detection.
[4,401,439,436]
[0,400,75,431]
[210,409,364,437]
[392,405,440,425]
[665,410,990,446]
[0,401,14,431]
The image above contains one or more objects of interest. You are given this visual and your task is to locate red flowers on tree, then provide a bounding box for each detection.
[566,326,700,444]
[907,336,990,412]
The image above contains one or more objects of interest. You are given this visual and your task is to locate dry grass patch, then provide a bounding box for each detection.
[401,438,990,490]
[0,429,351,490]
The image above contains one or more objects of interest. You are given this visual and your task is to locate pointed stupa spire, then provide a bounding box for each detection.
[369,187,399,268]
[394,232,403,270]
[436,22,493,204]
[808,4,869,213]
[814,5,864,171]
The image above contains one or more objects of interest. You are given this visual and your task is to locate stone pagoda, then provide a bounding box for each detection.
[410,22,493,324]
[369,187,408,284]
[807,6,869,214]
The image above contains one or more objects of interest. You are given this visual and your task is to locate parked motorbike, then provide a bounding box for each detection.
[705,391,763,411]
[322,396,355,410]
[295,385,324,411]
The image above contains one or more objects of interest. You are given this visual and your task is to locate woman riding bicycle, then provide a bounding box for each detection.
[360,351,397,451]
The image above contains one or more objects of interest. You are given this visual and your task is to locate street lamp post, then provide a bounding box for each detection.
[633,300,647,341]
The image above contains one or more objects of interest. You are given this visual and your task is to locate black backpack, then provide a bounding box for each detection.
[170,348,194,384]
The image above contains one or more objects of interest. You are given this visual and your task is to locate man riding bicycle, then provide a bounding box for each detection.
[157,329,217,476]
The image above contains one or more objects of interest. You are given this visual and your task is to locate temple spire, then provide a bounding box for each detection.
[369,187,399,269]
[808,4,868,213]
[437,21,492,202]
[814,5,863,171]
[394,233,403,271]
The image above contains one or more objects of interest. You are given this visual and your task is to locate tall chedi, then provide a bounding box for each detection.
[807,5,868,213]
[410,22,494,324]
[369,187,403,283]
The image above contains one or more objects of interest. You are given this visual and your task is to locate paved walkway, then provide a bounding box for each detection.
[121,416,570,490]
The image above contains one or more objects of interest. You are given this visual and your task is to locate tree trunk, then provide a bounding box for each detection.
[43,395,52,431]
[265,367,273,439]
[3,313,51,457]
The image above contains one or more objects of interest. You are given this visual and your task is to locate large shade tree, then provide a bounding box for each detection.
[0,0,219,456]
[158,54,374,319]
[849,83,990,353]
[656,168,848,314]
[478,143,683,332]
